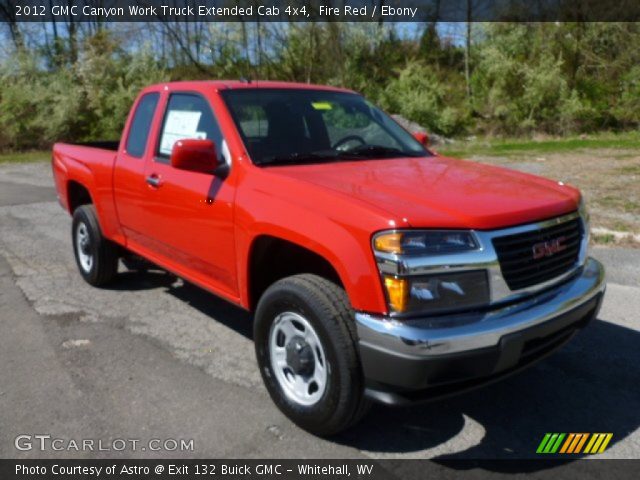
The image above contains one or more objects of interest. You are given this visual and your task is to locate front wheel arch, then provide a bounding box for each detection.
[246,235,348,311]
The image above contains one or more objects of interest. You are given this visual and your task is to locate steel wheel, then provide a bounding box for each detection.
[71,205,119,286]
[269,311,328,406]
[75,222,93,273]
[255,274,370,435]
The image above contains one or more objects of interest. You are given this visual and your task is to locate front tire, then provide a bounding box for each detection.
[72,205,119,286]
[254,274,370,436]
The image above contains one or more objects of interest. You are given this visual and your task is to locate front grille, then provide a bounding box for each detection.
[492,216,582,290]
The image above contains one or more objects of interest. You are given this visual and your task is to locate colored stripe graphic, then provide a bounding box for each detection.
[537,433,565,453]
[584,434,599,453]
[550,433,565,453]
[591,434,607,453]
[573,433,589,453]
[568,434,580,453]
[597,433,613,453]
[559,433,575,453]
[543,434,558,453]
[537,433,612,454]
[536,433,552,453]
[584,433,614,454]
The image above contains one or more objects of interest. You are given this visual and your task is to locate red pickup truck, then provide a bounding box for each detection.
[52,80,605,435]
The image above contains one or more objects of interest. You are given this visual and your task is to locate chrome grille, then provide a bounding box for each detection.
[492,217,582,291]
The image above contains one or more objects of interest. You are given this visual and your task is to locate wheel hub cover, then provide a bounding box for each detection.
[286,337,314,375]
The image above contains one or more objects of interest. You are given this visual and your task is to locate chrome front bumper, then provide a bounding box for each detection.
[355,258,605,402]
[356,258,605,357]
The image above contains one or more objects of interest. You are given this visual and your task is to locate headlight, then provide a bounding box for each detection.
[373,229,487,315]
[382,271,490,314]
[373,230,479,255]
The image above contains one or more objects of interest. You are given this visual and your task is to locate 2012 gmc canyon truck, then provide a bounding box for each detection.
[52,81,606,435]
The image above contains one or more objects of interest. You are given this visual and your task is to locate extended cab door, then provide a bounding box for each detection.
[113,91,162,242]
[137,92,239,300]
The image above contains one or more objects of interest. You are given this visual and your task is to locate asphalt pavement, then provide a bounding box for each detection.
[0,161,638,465]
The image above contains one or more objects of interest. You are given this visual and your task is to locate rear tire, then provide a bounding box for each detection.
[254,274,370,436]
[72,205,119,286]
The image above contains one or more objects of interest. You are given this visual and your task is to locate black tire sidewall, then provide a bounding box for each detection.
[254,279,360,435]
[71,206,106,285]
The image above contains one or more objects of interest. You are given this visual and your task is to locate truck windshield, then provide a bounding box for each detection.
[220,88,430,166]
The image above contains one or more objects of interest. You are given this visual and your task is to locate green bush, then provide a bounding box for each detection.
[379,62,469,137]
[3,22,640,150]
[0,32,166,150]
[0,55,49,150]
[613,66,640,128]
[471,29,572,134]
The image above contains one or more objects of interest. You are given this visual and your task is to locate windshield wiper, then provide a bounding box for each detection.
[258,145,424,167]
[259,151,341,166]
[339,145,423,158]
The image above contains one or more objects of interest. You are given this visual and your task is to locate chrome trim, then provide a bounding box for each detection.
[578,196,591,262]
[374,211,587,306]
[356,257,605,357]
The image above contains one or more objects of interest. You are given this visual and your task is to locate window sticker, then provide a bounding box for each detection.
[311,101,333,110]
[159,110,203,155]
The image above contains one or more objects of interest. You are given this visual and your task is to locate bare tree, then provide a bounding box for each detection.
[0,0,24,49]
[464,0,473,101]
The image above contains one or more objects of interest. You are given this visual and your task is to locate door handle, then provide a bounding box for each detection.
[146,174,162,188]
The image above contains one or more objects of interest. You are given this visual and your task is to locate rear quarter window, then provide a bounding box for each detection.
[125,93,160,158]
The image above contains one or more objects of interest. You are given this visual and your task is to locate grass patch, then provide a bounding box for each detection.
[592,231,640,248]
[611,221,634,232]
[611,152,639,160]
[596,195,640,213]
[618,164,640,175]
[439,132,640,158]
[592,233,617,245]
[0,151,49,164]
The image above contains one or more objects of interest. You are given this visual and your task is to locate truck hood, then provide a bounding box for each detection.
[268,156,580,230]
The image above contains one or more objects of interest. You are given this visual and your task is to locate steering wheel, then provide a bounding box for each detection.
[332,135,366,151]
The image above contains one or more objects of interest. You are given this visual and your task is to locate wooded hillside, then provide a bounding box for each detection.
[2,21,640,150]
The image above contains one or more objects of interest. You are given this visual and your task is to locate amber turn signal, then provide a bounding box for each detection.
[374,232,403,254]
[383,276,409,313]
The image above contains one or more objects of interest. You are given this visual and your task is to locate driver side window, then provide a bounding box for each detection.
[156,93,227,164]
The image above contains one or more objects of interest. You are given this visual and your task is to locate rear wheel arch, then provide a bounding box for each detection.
[67,180,93,213]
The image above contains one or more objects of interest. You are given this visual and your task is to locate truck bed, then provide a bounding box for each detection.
[70,140,120,151]
[52,141,121,225]
[52,142,119,171]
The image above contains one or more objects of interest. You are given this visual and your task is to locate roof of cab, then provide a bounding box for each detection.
[143,80,356,94]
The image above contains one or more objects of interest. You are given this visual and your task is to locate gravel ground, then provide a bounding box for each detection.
[468,150,640,239]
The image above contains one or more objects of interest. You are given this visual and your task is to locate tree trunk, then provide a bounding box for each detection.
[464,1,473,101]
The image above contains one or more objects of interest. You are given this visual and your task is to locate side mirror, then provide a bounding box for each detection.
[170,139,220,174]
[413,132,430,147]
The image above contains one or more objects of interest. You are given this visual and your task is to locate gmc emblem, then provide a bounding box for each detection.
[532,236,567,260]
